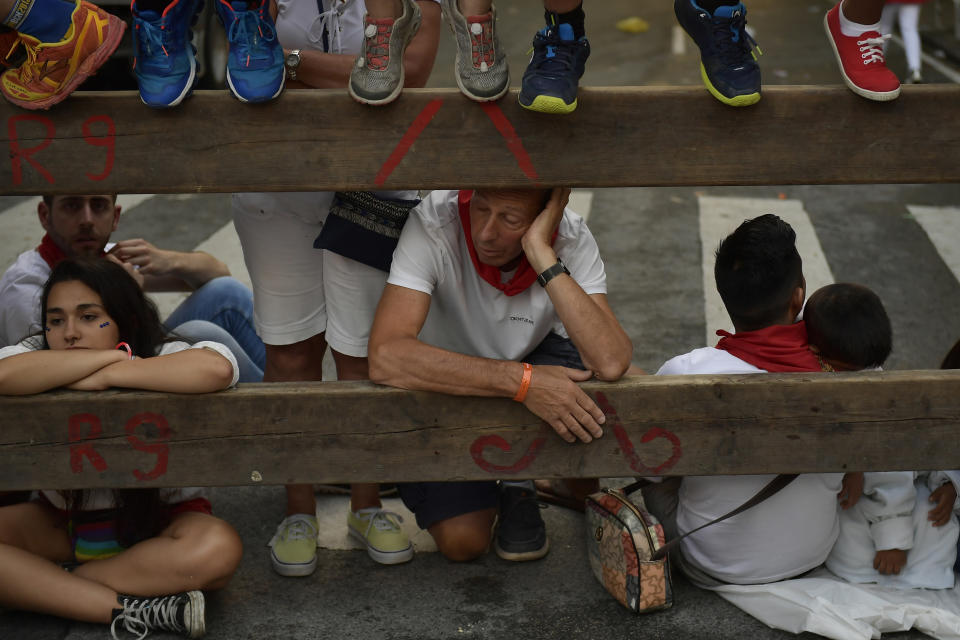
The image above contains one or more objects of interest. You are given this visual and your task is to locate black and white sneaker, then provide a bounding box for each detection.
[111,591,205,639]
[494,483,549,561]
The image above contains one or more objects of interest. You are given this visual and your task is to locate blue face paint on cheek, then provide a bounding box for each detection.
[44,327,50,332]
[99,322,110,328]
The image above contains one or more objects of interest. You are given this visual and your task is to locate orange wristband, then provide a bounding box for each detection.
[513,362,533,402]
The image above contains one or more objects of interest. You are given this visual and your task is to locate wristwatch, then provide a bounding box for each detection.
[537,258,570,287]
[284,49,302,81]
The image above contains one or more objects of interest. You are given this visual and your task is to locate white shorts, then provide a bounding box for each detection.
[232,193,387,357]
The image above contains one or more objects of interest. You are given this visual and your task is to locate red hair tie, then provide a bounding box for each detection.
[115,342,135,360]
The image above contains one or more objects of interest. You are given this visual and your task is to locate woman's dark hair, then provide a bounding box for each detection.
[42,259,166,545]
[805,283,892,369]
[40,258,167,358]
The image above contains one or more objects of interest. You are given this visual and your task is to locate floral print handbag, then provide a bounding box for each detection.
[584,484,673,613]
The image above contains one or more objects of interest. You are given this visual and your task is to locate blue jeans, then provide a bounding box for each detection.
[172,320,263,383]
[164,277,265,382]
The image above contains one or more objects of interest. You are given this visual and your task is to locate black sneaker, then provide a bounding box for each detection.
[111,591,205,639]
[495,483,549,561]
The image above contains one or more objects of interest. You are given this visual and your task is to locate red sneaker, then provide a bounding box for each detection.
[824,2,899,101]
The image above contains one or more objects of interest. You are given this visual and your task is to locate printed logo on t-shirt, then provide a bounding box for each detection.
[509,315,534,326]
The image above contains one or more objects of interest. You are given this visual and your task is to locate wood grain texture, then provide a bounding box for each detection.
[2,371,959,490]
[2,86,958,195]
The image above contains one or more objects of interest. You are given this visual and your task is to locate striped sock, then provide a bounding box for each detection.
[3,0,76,42]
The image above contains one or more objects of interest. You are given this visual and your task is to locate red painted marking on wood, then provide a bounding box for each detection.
[374,99,444,186]
[81,115,115,182]
[479,102,539,184]
[68,413,108,473]
[595,392,682,475]
[7,114,55,185]
[125,412,171,481]
[470,434,548,473]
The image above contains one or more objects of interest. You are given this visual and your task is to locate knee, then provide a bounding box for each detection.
[265,339,325,377]
[177,518,243,590]
[195,277,250,304]
[430,520,493,563]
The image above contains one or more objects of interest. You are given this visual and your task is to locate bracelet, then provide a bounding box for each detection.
[115,342,135,360]
[513,362,533,402]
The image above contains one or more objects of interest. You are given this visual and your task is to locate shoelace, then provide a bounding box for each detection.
[357,508,404,537]
[134,17,168,62]
[309,0,351,54]
[280,516,317,542]
[710,13,762,65]
[528,27,579,73]
[857,34,889,65]
[227,7,277,67]
[362,20,392,71]
[469,19,494,71]
[110,595,185,640]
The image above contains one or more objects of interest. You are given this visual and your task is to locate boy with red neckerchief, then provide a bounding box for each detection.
[368,187,633,563]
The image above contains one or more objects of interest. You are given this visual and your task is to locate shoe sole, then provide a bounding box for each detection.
[4,12,126,110]
[347,526,414,565]
[823,12,900,102]
[348,0,421,106]
[494,537,550,562]
[519,93,577,114]
[700,63,760,107]
[270,549,317,577]
[442,0,509,103]
[184,590,205,639]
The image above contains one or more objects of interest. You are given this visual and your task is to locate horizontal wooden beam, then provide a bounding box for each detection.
[1,370,959,490]
[2,85,958,195]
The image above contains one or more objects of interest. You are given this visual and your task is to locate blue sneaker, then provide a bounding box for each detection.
[215,0,284,103]
[518,23,589,115]
[674,0,761,107]
[132,0,202,108]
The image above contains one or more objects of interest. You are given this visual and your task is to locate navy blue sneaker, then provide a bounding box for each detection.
[132,0,202,108]
[215,0,284,103]
[674,0,761,106]
[518,22,589,115]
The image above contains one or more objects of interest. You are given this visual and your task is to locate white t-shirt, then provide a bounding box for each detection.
[386,190,607,360]
[658,347,844,585]
[0,249,49,346]
[0,338,239,510]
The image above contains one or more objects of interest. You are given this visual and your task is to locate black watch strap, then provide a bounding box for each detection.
[537,258,570,287]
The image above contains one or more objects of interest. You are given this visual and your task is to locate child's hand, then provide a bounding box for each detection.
[873,548,908,575]
[928,482,958,527]
[838,472,864,509]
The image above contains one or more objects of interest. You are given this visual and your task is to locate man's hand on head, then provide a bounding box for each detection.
[108,238,175,276]
[105,253,145,289]
[521,187,571,273]
[522,364,605,444]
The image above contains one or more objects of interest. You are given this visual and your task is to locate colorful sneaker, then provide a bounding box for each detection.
[494,483,549,561]
[518,22,589,114]
[0,28,24,69]
[349,0,421,105]
[824,2,899,101]
[0,1,125,110]
[442,0,509,102]
[674,0,761,107]
[132,0,203,108]
[347,507,414,565]
[215,0,284,103]
[111,591,205,639]
[267,513,318,577]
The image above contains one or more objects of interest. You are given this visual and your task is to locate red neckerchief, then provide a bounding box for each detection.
[36,234,69,270]
[457,190,555,297]
[715,321,822,372]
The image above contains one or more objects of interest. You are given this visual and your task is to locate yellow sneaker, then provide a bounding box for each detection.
[1,1,125,110]
[267,514,319,577]
[347,508,414,565]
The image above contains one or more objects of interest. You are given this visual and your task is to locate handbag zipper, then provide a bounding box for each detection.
[600,488,659,555]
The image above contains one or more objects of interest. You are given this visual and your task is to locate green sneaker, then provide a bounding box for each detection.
[347,508,414,565]
[267,514,318,577]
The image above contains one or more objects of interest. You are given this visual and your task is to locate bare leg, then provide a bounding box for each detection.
[74,512,243,596]
[543,0,581,12]
[841,0,884,25]
[458,0,491,15]
[265,335,328,516]
[427,508,497,562]
[365,0,401,18]
[332,350,382,513]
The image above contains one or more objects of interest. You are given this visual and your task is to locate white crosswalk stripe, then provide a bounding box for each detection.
[910,205,960,285]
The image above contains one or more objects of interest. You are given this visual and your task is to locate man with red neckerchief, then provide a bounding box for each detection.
[645,213,846,588]
[368,187,633,563]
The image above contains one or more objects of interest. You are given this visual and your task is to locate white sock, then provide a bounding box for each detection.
[838,1,882,38]
[500,480,535,490]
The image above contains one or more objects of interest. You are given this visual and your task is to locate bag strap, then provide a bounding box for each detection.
[650,474,798,561]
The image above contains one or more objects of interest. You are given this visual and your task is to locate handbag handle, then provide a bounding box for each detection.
[649,474,799,561]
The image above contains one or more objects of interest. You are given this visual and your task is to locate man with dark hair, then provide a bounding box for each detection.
[0,194,264,381]
[369,187,632,562]
[645,214,844,586]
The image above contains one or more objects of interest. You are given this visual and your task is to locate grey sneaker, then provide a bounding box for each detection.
[348,0,421,105]
[111,591,205,639]
[442,0,509,102]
